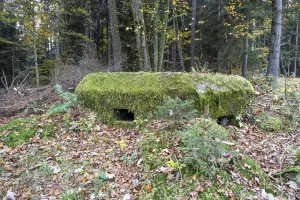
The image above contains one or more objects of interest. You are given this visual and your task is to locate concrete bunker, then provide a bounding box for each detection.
[75,72,254,124]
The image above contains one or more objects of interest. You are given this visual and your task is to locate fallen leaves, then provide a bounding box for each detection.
[0,113,143,199]
[115,140,128,149]
[145,184,152,193]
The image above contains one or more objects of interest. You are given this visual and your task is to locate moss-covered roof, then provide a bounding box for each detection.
[75,72,253,123]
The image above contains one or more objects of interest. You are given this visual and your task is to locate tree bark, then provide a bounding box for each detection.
[131,0,143,71]
[190,0,197,70]
[108,0,122,71]
[131,0,151,71]
[32,3,39,87]
[217,0,222,71]
[242,10,249,79]
[174,17,184,71]
[267,0,282,78]
[157,0,169,72]
[294,9,299,75]
[288,35,292,76]
[152,0,159,72]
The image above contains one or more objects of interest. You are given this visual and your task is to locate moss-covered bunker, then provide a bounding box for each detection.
[75,72,253,123]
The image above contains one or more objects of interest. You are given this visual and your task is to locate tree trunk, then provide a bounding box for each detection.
[294,9,299,75]
[172,42,176,70]
[217,0,222,72]
[242,11,249,79]
[32,8,39,87]
[108,0,122,71]
[267,0,282,78]
[152,0,159,72]
[174,18,184,71]
[131,0,143,71]
[242,33,249,79]
[190,0,197,69]
[131,0,151,71]
[288,35,292,76]
[157,0,169,72]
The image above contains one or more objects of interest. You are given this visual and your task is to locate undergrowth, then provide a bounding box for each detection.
[139,97,278,199]
[253,76,300,133]
[178,118,228,177]
[153,97,198,129]
[0,117,39,146]
[47,84,78,115]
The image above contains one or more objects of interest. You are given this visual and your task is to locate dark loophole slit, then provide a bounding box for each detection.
[114,109,134,121]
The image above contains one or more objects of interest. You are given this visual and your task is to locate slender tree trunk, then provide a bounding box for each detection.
[172,42,176,70]
[251,21,256,76]
[294,9,299,75]
[108,0,122,71]
[131,0,151,71]
[131,0,143,71]
[55,34,60,60]
[267,0,282,78]
[242,33,249,79]
[242,11,249,79]
[152,0,159,72]
[288,35,292,76]
[139,6,151,71]
[217,0,222,71]
[190,0,197,69]
[174,18,184,71]
[32,7,39,87]
[107,25,113,67]
[251,21,256,51]
[157,0,169,72]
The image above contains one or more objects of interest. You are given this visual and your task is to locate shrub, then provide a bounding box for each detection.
[47,84,78,114]
[153,97,198,129]
[178,118,228,176]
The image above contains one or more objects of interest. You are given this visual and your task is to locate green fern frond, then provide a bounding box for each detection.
[47,85,78,115]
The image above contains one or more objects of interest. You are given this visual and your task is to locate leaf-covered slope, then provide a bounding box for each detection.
[76,72,254,122]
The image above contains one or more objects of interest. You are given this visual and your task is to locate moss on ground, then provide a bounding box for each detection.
[76,72,254,123]
[256,112,283,132]
[0,117,56,147]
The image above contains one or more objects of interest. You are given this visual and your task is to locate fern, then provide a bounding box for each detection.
[47,84,78,114]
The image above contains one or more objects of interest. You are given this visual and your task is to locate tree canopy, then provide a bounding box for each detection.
[0,0,298,87]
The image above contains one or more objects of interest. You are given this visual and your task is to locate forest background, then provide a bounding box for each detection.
[0,0,299,89]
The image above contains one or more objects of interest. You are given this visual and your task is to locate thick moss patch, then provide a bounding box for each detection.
[0,117,56,147]
[75,72,253,123]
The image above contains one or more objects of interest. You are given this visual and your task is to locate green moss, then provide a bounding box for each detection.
[112,121,135,129]
[0,116,56,147]
[256,113,283,132]
[0,118,38,146]
[76,72,254,123]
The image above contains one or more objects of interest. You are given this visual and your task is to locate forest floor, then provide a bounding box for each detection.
[0,77,299,200]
